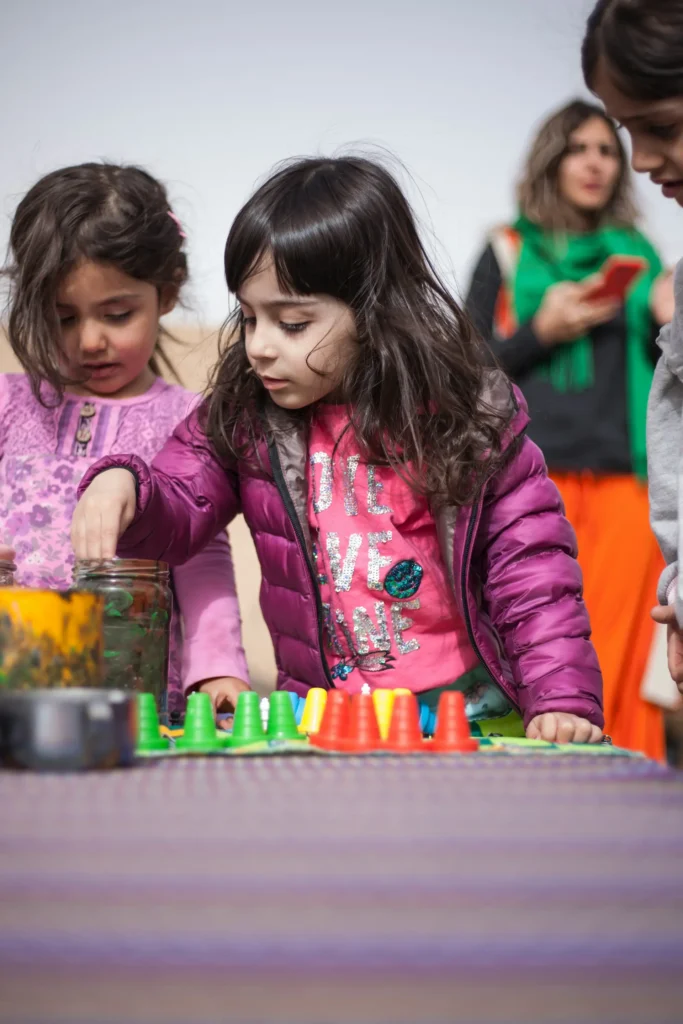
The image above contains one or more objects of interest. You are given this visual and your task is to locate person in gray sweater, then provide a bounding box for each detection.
[648,263,683,689]
[583,0,683,691]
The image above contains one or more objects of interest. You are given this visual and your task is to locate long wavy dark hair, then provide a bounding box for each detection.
[2,162,188,403]
[203,156,512,508]
[583,0,683,100]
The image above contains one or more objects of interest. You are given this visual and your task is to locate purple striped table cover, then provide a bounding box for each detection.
[1,754,682,1023]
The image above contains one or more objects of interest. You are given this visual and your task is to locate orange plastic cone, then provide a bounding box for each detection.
[344,692,382,753]
[431,691,479,752]
[384,693,424,752]
[310,690,350,751]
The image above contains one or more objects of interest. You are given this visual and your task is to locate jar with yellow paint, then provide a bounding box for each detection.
[0,589,103,689]
[73,559,172,716]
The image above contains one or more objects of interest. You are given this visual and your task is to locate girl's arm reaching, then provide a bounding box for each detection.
[173,531,251,706]
[72,407,240,564]
[473,433,604,737]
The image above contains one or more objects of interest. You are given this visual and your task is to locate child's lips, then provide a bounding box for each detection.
[82,363,120,379]
[260,376,290,391]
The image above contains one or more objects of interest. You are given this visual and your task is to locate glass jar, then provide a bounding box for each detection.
[0,588,103,690]
[0,560,16,587]
[73,559,172,715]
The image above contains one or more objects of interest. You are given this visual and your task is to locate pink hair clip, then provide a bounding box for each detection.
[168,211,186,240]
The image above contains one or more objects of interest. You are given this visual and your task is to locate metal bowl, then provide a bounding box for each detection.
[0,689,137,771]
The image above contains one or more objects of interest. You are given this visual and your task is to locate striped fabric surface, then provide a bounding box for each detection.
[1,754,683,1023]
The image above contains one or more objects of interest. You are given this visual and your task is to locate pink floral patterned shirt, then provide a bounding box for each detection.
[0,373,248,713]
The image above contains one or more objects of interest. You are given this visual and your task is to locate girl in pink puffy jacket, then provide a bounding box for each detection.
[74,156,604,743]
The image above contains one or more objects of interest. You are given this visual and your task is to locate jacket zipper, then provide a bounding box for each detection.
[267,437,334,688]
[460,497,486,665]
[459,494,517,709]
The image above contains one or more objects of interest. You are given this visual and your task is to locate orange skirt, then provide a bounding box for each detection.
[550,472,665,761]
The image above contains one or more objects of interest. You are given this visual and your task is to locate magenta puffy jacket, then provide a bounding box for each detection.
[79,375,603,728]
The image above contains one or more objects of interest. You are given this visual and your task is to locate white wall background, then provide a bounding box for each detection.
[1,0,680,327]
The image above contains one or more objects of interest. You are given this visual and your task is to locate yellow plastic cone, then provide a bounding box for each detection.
[372,688,396,741]
[298,688,328,735]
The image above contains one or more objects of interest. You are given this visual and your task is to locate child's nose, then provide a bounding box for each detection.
[79,321,108,353]
[246,325,276,361]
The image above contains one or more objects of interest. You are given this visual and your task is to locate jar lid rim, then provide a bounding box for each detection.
[73,558,169,574]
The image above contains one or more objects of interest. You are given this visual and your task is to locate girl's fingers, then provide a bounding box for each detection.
[539,714,559,742]
[527,714,600,744]
[100,506,123,559]
[556,716,577,744]
[85,507,105,561]
[571,717,592,744]
[72,501,117,560]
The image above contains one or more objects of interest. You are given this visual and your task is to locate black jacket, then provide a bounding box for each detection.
[466,243,659,474]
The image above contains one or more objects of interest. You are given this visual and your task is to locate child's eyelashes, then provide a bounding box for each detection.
[58,311,132,326]
[280,321,309,334]
[241,315,310,334]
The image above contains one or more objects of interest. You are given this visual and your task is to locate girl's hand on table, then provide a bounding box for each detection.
[526,712,603,744]
[198,676,251,715]
[71,469,137,559]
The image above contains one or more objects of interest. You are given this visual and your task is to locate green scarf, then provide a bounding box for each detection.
[511,215,662,479]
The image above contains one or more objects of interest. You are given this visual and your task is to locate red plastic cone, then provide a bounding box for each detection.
[384,693,424,752]
[431,691,479,752]
[344,692,381,753]
[310,690,350,751]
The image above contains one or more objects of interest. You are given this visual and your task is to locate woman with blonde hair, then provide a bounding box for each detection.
[466,99,673,759]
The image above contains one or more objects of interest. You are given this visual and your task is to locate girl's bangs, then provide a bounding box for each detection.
[225,197,360,303]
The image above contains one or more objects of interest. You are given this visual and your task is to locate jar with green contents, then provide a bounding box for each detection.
[73,560,172,717]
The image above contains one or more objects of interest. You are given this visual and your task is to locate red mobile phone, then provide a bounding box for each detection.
[584,255,647,304]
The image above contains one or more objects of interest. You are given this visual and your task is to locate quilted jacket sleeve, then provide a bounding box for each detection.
[78,407,240,566]
[473,436,604,728]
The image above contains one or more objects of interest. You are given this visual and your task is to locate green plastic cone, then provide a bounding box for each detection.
[266,690,303,742]
[176,691,222,752]
[136,693,169,752]
[227,691,266,748]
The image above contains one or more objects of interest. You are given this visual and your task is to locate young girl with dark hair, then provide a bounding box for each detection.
[73,156,604,743]
[1,162,248,718]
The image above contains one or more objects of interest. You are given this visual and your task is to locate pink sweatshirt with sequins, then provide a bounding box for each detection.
[308,405,478,690]
[0,374,248,712]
